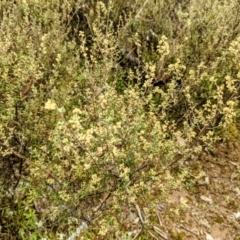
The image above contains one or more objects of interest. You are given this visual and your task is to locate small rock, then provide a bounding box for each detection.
[234,211,240,220]
[200,195,213,204]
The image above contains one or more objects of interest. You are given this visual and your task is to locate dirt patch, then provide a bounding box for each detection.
[159,140,240,239]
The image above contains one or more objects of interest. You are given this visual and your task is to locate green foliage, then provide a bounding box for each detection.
[0,0,239,239]
[220,122,239,140]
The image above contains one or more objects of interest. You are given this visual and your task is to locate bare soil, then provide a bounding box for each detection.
[159,140,240,240]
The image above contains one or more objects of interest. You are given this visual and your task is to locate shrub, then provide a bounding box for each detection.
[0,0,239,239]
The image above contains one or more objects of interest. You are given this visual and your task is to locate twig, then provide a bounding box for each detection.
[92,192,112,215]
[179,224,200,238]
[152,226,168,240]
[133,226,143,240]
[135,204,145,224]
[120,0,150,36]
[0,143,62,186]
[135,0,150,19]
[156,210,163,227]
[148,231,159,240]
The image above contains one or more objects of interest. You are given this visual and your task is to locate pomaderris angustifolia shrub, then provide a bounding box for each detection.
[0,0,239,239]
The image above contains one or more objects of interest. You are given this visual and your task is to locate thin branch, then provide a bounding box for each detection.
[179,224,200,238]
[0,143,62,186]
[135,0,150,19]
[152,226,168,240]
[156,210,163,227]
[133,226,143,240]
[148,231,159,240]
[135,204,145,224]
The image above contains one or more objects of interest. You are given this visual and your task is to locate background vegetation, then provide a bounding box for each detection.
[0,0,239,239]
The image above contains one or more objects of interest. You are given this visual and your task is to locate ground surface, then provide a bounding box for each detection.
[158,140,240,240]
